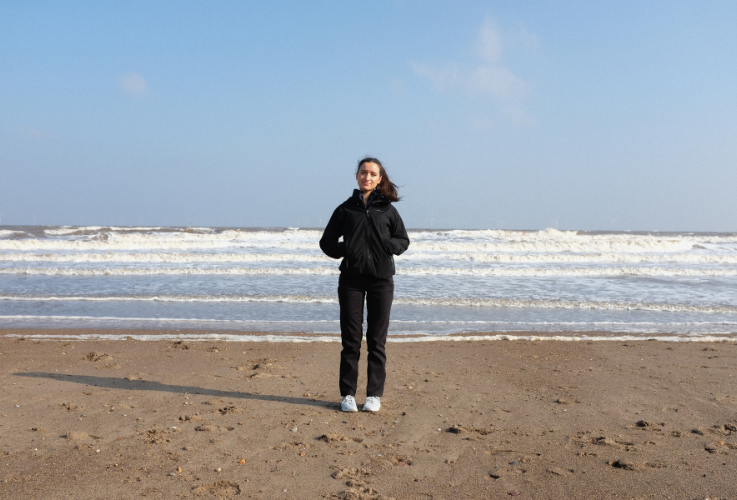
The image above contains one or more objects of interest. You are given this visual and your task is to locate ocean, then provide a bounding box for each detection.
[1,225,736,342]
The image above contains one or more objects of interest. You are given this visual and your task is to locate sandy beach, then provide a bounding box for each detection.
[1,329,735,499]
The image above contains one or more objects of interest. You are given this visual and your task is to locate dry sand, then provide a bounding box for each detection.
[0,329,736,499]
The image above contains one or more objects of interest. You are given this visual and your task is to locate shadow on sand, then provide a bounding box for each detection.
[15,372,338,410]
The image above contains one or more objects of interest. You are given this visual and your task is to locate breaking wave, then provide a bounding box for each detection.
[2,226,735,340]
[2,266,736,277]
[1,294,736,314]
[1,251,736,265]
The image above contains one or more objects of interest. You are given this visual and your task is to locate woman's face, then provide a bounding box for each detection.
[356,162,382,193]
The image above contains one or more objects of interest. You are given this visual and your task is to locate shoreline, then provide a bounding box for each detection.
[2,328,736,344]
[1,331,736,498]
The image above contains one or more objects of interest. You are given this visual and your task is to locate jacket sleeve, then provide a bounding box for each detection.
[385,207,410,256]
[319,206,346,259]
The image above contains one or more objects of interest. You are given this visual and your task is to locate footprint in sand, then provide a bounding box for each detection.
[81,352,113,363]
[216,406,243,415]
[610,459,668,471]
[59,402,83,411]
[328,467,394,500]
[80,352,120,369]
[64,431,101,441]
[194,422,235,432]
[144,429,173,444]
[191,480,241,497]
[179,414,204,422]
[331,466,371,481]
[319,433,364,443]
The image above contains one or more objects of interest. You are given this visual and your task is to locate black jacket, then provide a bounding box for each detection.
[320,190,410,278]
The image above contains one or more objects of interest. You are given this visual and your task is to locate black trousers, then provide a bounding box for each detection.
[338,272,394,397]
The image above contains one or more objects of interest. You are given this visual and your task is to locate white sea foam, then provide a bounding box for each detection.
[2,266,736,278]
[0,228,324,251]
[413,227,737,244]
[410,240,697,254]
[0,230,27,238]
[2,251,737,265]
[0,266,337,276]
[2,332,734,343]
[3,227,736,254]
[0,313,728,326]
[0,294,340,304]
[29,229,363,245]
[405,252,737,265]
[1,294,735,314]
[43,226,166,236]
[0,252,329,263]
[1,332,344,342]
[43,226,104,235]
[0,314,338,324]
[2,226,736,341]
[391,297,737,314]
[1,314,734,329]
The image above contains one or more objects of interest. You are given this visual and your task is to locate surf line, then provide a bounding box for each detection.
[2,332,735,343]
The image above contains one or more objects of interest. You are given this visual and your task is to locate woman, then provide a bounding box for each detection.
[320,157,410,412]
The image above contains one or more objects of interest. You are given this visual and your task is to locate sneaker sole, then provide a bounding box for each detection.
[342,407,358,412]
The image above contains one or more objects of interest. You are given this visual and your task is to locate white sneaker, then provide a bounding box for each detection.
[363,396,381,412]
[341,395,358,412]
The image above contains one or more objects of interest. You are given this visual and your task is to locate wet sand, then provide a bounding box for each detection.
[1,329,736,499]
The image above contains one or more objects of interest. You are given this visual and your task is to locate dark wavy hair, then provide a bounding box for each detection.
[356,157,401,202]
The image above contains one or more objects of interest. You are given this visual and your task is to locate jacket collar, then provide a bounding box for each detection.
[352,189,386,208]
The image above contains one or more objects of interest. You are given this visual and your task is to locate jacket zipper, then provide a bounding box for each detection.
[366,209,372,264]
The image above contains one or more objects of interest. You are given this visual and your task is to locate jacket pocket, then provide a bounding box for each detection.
[343,236,352,269]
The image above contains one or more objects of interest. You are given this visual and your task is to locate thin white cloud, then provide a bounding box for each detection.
[410,63,461,92]
[514,25,540,50]
[468,64,530,101]
[412,18,534,114]
[119,72,148,95]
[477,18,503,63]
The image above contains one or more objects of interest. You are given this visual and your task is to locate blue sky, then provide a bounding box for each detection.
[1,1,736,230]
